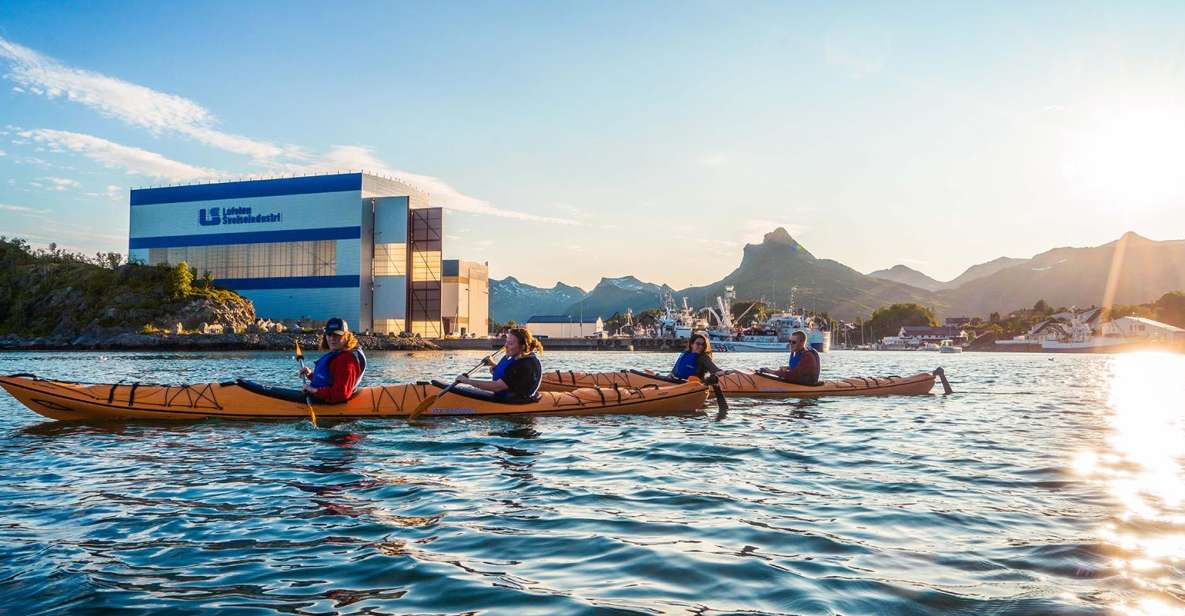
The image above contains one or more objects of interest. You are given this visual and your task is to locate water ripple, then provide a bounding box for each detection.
[0,350,1181,614]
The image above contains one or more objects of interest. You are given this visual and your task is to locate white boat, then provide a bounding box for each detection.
[1041,310,1141,353]
[702,286,832,352]
[654,291,706,339]
[939,340,962,353]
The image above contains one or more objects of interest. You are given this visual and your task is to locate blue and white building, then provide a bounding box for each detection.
[129,172,444,336]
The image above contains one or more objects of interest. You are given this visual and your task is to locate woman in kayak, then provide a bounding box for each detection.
[299,317,367,403]
[671,333,727,381]
[457,327,544,402]
[773,330,820,385]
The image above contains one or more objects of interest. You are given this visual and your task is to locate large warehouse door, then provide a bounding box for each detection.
[407,207,442,337]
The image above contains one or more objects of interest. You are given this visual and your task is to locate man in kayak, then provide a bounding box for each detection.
[671,333,728,381]
[299,317,367,403]
[457,327,543,402]
[773,330,820,385]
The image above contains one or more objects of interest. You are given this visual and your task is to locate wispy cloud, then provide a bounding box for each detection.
[309,145,579,225]
[697,152,730,167]
[0,202,48,214]
[1,36,551,225]
[0,35,295,160]
[41,176,80,191]
[17,129,221,181]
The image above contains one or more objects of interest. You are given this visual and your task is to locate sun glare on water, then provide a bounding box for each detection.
[1078,353,1185,614]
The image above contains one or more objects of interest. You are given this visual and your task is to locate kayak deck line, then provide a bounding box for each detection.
[0,374,710,422]
[541,369,940,397]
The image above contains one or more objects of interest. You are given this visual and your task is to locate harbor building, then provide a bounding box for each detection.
[128,172,447,336]
[442,260,489,337]
[524,315,604,339]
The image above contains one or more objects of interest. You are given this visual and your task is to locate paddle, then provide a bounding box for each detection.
[294,341,319,428]
[705,374,729,413]
[408,347,504,419]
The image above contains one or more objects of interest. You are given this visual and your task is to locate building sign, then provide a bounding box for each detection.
[198,206,283,227]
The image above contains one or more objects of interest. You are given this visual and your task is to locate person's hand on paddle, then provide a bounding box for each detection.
[482,356,496,367]
[302,383,318,394]
[298,366,313,379]
[456,374,472,385]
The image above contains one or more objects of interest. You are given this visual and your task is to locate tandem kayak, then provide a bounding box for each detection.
[0,374,710,422]
[541,368,941,398]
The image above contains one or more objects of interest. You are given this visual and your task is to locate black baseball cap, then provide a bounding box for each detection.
[324,317,349,335]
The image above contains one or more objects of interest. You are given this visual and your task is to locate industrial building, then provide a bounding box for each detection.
[442,260,489,337]
[128,172,486,337]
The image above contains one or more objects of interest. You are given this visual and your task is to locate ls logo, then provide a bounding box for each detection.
[199,207,221,226]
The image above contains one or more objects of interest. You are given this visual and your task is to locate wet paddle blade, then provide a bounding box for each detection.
[408,393,438,419]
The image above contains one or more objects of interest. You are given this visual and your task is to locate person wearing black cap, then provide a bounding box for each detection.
[298,317,368,403]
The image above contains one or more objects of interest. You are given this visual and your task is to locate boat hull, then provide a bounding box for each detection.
[0,375,710,422]
[541,369,936,398]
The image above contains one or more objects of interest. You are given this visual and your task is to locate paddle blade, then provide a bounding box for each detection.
[408,393,438,419]
[295,341,304,361]
[712,384,729,413]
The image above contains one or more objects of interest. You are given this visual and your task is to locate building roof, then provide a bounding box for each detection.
[526,315,602,324]
[1114,316,1185,333]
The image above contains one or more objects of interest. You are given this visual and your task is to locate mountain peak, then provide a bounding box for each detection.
[763,227,794,245]
[744,227,814,261]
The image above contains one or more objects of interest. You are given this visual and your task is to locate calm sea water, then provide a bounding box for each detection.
[1,350,1183,615]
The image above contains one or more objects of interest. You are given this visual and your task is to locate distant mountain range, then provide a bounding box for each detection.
[488,277,586,323]
[936,232,1185,316]
[490,229,1185,322]
[868,257,1027,292]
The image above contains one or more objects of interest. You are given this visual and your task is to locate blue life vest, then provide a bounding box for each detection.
[788,351,803,369]
[672,352,699,379]
[491,355,515,400]
[310,347,368,392]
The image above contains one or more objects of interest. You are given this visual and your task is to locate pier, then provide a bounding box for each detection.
[431,337,687,351]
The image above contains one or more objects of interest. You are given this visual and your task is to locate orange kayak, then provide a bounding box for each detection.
[0,374,710,422]
[541,369,938,398]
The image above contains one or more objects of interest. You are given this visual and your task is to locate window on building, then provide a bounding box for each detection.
[374,243,406,276]
[146,240,337,279]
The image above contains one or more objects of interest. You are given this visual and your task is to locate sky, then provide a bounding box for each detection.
[1,1,1184,290]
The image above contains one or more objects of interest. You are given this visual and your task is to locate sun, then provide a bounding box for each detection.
[1062,101,1185,206]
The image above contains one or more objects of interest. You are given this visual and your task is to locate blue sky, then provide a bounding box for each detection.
[2,1,1184,289]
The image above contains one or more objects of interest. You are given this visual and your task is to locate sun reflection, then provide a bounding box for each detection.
[1096,353,1185,614]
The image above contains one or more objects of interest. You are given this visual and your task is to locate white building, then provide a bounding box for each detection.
[524,315,604,339]
[1101,316,1185,342]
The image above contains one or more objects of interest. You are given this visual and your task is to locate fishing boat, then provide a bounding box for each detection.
[702,286,831,352]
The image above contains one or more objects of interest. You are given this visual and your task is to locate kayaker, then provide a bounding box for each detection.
[457,327,543,402]
[298,317,367,403]
[671,333,727,381]
[773,330,820,385]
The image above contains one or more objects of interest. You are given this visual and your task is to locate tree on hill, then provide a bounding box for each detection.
[1154,291,1185,328]
[866,303,938,339]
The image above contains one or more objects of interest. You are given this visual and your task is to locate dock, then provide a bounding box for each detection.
[431,337,686,352]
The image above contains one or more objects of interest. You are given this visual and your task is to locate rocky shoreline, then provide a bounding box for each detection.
[0,331,439,352]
